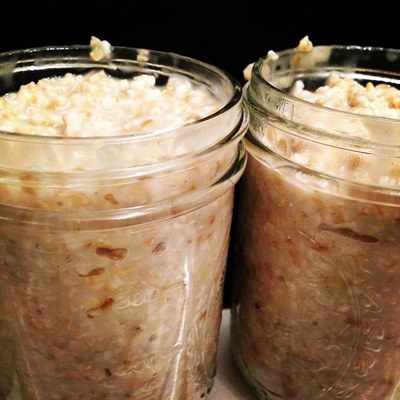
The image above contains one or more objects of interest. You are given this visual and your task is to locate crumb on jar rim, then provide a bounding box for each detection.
[295,35,313,53]
[89,36,113,61]
[243,50,279,82]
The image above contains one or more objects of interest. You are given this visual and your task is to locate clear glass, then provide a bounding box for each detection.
[230,45,400,399]
[0,45,248,400]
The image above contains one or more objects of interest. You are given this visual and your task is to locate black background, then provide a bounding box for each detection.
[2,0,399,86]
[1,0,399,307]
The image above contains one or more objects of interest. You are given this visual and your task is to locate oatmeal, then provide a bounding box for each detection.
[0,42,247,400]
[295,35,313,52]
[231,43,400,400]
[295,72,400,118]
[0,71,221,137]
[89,36,113,61]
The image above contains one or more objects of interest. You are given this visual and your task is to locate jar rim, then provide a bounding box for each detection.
[248,44,400,148]
[0,44,243,142]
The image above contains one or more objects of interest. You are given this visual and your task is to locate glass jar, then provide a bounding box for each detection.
[0,44,248,400]
[230,45,400,399]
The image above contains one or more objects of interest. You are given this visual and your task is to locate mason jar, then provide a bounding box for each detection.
[230,45,400,399]
[0,44,248,400]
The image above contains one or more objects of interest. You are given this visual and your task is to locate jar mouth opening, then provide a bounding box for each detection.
[249,44,400,148]
[0,44,243,142]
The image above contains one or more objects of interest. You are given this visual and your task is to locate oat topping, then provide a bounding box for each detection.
[295,35,313,53]
[0,70,222,137]
[295,72,400,119]
[288,37,400,119]
[137,49,150,62]
[243,50,279,81]
[89,36,113,61]
[267,49,279,61]
[243,62,254,81]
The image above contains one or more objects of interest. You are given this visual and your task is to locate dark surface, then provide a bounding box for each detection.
[1,0,399,85]
[1,0,399,307]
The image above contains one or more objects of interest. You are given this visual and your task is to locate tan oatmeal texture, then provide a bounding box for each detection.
[232,42,400,400]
